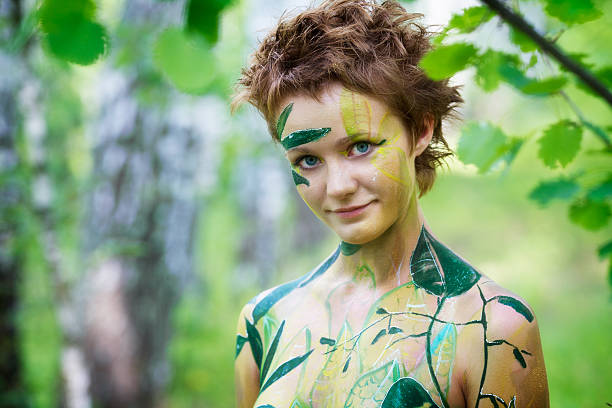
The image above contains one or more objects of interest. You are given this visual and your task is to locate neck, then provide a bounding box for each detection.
[338,194,424,290]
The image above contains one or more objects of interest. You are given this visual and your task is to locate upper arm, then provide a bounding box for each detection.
[235,304,260,408]
[463,293,549,408]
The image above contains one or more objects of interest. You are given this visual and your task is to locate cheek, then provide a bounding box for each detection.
[370,146,414,187]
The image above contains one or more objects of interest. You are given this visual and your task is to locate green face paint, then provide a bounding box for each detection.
[277,102,294,139]
[292,169,309,186]
[281,127,331,151]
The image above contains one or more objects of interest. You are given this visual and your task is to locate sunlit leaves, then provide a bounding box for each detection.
[569,199,611,230]
[38,0,108,64]
[419,42,478,80]
[537,121,582,168]
[542,0,603,25]
[587,176,612,201]
[520,76,568,95]
[474,50,520,91]
[457,122,513,173]
[153,27,215,94]
[510,27,537,52]
[528,177,580,206]
[448,6,494,33]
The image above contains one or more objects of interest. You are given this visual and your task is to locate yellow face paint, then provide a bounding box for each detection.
[340,88,372,138]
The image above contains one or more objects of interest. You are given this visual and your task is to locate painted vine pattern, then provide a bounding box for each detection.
[236,226,533,407]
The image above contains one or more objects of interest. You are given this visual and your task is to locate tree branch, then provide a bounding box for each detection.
[480,0,612,108]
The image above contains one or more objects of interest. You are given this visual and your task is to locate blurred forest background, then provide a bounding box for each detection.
[0,0,610,407]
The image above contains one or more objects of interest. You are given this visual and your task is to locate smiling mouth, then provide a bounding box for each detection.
[332,202,372,219]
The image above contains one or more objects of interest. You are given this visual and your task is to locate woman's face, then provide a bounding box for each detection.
[278,83,429,245]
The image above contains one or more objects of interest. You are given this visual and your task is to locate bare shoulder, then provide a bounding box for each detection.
[455,279,550,407]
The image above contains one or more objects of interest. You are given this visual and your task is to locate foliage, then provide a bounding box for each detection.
[419,0,612,285]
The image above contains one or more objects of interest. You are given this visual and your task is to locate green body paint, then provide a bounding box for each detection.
[239,228,535,407]
[281,128,331,150]
[277,103,293,139]
[340,241,361,255]
[292,170,309,186]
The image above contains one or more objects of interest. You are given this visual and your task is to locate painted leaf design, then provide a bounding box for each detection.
[410,226,480,298]
[376,307,389,315]
[310,321,357,407]
[245,318,263,370]
[340,87,371,137]
[495,296,534,322]
[256,405,275,408]
[340,241,361,256]
[261,320,285,383]
[320,337,336,346]
[342,355,351,373]
[276,102,293,139]
[260,349,314,393]
[426,230,480,297]
[412,323,456,402]
[281,127,331,150]
[381,377,439,408]
[388,326,403,335]
[377,112,403,145]
[235,334,248,359]
[292,169,309,186]
[253,247,340,324]
[371,329,387,345]
[343,360,401,408]
[513,348,527,368]
[410,227,444,296]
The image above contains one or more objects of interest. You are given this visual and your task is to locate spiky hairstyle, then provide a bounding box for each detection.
[232,0,463,195]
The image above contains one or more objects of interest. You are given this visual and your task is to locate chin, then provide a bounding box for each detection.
[333,221,389,245]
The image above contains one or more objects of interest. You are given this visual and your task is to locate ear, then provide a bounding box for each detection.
[414,116,434,156]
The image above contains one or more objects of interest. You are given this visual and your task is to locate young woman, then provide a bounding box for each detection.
[232,1,549,407]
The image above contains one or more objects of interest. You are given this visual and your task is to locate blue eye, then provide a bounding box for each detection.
[350,142,372,156]
[298,155,319,169]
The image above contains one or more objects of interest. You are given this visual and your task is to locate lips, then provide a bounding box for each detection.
[332,201,372,219]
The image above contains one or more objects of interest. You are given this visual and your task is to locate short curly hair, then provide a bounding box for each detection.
[232,0,463,195]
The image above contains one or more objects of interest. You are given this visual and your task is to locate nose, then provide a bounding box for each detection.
[325,159,358,199]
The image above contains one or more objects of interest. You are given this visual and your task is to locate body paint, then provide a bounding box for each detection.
[277,103,294,139]
[281,127,331,151]
[340,87,371,138]
[340,241,361,256]
[292,169,309,186]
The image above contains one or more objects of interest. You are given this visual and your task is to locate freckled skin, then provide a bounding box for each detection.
[235,84,549,408]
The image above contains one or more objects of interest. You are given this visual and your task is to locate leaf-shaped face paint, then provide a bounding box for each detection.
[494,295,534,322]
[381,377,438,408]
[277,103,293,139]
[292,169,309,186]
[340,87,372,138]
[281,128,331,150]
[377,112,403,145]
[410,226,481,298]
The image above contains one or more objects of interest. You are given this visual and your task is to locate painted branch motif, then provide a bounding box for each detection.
[236,226,534,408]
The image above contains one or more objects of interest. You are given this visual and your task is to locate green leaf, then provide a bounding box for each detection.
[537,121,582,168]
[448,6,494,33]
[576,66,612,98]
[371,329,387,345]
[569,199,611,230]
[342,355,351,373]
[419,42,478,80]
[381,377,438,408]
[260,349,313,393]
[376,307,389,315]
[513,348,527,368]
[388,327,403,335]
[153,27,215,94]
[495,296,534,322]
[245,318,263,370]
[544,0,603,25]
[43,19,108,65]
[474,50,521,91]
[235,335,248,359]
[457,122,508,173]
[520,76,568,95]
[598,240,612,259]
[587,176,612,201]
[185,0,232,44]
[528,177,580,206]
[345,360,401,407]
[261,320,285,383]
[510,27,537,52]
[340,241,361,256]
[410,227,445,296]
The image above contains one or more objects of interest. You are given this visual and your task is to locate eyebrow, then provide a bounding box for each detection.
[281,127,332,150]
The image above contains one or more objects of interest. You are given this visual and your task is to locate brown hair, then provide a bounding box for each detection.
[232,0,462,195]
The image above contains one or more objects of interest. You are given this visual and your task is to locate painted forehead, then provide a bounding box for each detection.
[276,102,332,151]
